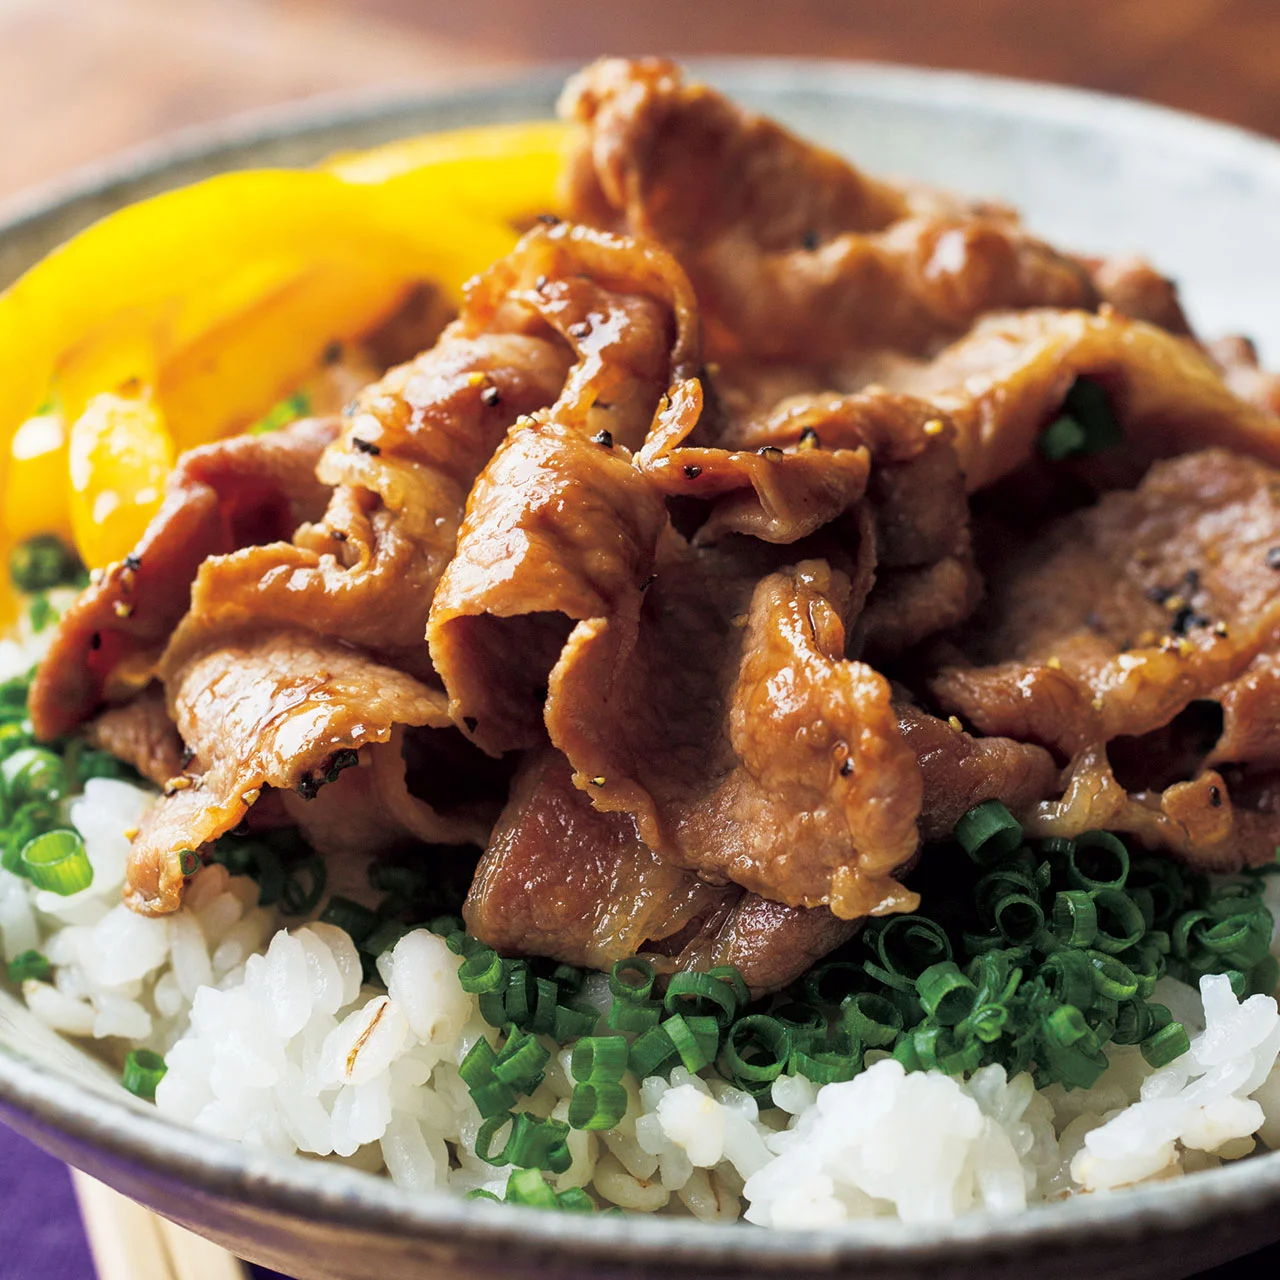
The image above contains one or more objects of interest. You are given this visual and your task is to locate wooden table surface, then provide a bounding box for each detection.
[2,0,1277,203]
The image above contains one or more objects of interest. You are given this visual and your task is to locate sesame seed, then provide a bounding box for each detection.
[240,788,261,807]
[123,826,139,841]
[923,418,946,437]
[466,371,487,387]
[798,428,820,450]
[589,776,606,787]
[947,715,963,734]
[1046,656,1062,671]
[112,601,134,619]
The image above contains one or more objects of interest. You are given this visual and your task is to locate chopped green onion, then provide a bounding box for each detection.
[9,535,83,593]
[840,992,903,1047]
[553,1001,598,1042]
[1040,950,1096,1010]
[1050,890,1098,947]
[1142,1021,1190,1068]
[1090,888,1146,955]
[319,895,377,945]
[555,1187,596,1213]
[2,747,64,804]
[280,855,327,916]
[1068,831,1129,891]
[122,1049,167,1100]
[1086,950,1140,1001]
[708,965,750,1011]
[477,1112,570,1173]
[551,964,584,994]
[606,999,662,1033]
[724,1015,792,1085]
[954,800,1023,865]
[993,892,1044,944]
[915,962,977,1026]
[1037,378,1122,461]
[458,947,505,995]
[664,970,739,1027]
[570,1036,629,1083]
[1037,414,1088,462]
[608,957,655,1003]
[790,1043,860,1084]
[21,829,92,895]
[7,949,51,983]
[361,919,410,958]
[492,1028,550,1092]
[800,961,866,1008]
[567,1081,629,1130]
[504,1168,559,1209]
[628,1025,677,1079]
[662,1013,719,1073]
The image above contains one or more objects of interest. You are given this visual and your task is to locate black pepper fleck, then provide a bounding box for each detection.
[568,321,592,338]
[1170,605,1209,637]
[180,746,196,769]
[801,230,820,251]
[124,553,143,571]
[352,438,381,456]
[1267,547,1280,570]
[463,716,478,733]
[480,385,502,407]
[89,632,102,651]
[683,464,703,479]
[757,445,784,458]
[534,274,549,291]
[592,430,614,448]
[1209,784,1223,808]
[332,529,348,543]
[840,758,854,777]
[640,574,656,592]
[322,340,343,365]
[535,213,561,226]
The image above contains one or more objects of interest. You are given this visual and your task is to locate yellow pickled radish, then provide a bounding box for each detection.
[4,411,72,543]
[68,389,174,568]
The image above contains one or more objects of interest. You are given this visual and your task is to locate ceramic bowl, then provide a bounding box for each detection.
[3,60,1280,1280]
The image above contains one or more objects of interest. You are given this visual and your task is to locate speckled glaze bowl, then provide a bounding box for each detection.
[3,61,1280,1280]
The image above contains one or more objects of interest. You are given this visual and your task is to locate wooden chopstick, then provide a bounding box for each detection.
[72,1171,249,1280]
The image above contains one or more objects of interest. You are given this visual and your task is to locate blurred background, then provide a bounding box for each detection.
[2,0,1278,204]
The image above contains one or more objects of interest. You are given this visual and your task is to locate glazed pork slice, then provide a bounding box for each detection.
[562,58,1097,365]
[125,629,459,914]
[546,544,922,920]
[872,309,1280,493]
[29,417,338,739]
[465,747,856,996]
[932,449,1280,871]
[82,684,185,787]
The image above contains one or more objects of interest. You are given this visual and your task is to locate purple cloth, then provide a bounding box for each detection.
[1,1116,1277,1279]
[0,1121,290,1279]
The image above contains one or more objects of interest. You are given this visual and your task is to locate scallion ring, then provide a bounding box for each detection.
[21,829,92,895]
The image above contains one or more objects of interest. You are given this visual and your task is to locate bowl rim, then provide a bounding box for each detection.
[3,55,1280,1270]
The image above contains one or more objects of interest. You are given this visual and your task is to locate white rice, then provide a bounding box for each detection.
[5,636,1280,1222]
